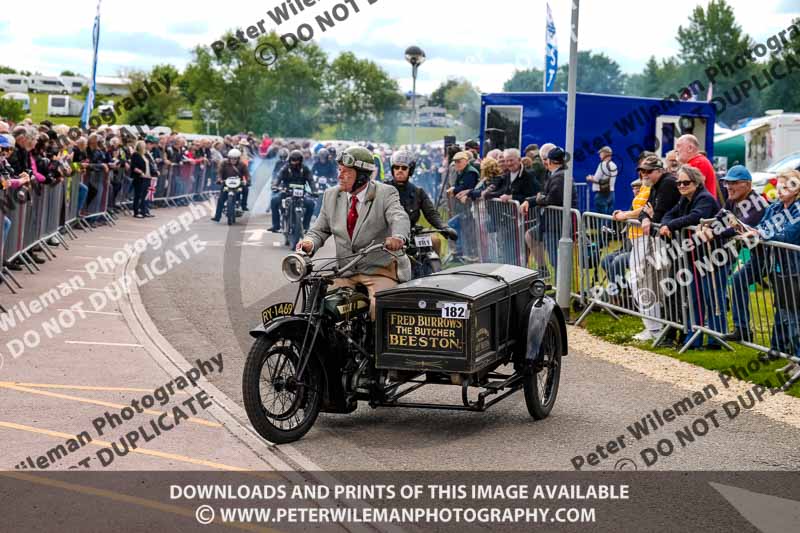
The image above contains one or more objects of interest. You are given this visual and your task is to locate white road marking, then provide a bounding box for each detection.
[56,309,121,316]
[65,341,143,347]
[66,269,113,275]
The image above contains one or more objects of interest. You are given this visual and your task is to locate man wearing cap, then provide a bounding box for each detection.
[586,146,618,215]
[520,146,575,270]
[464,139,481,170]
[715,165,769,343]
[636,154,681,345]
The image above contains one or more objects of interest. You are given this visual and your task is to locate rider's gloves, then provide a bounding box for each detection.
[442,227,459,241]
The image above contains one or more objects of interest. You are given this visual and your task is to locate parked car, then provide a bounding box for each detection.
[752,150,800,201]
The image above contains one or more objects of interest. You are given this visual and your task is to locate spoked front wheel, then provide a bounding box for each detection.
[243,336,322,444]
[523,313,562,420]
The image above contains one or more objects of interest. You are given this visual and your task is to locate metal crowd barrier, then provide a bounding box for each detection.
[520,206,583,299]
[63,170,85,234]
[0,189,22,294]
[574,212,691,342]
[575,183,591,213]
[474,199,525,266]
[567,212,799,391]
[41,180,69,251]
[170,162,195,205]
[84,168,115,225]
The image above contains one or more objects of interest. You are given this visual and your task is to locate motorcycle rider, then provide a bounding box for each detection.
[387,150,457,257]
[271,150,316,232]
[311,149,337,216]
[211,148,249,222]
[297,146,410,319]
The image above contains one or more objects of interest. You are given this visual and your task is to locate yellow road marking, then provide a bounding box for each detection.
[0,472,275,532]
[0,383,221,428]
[0,421,251,471]
[1,381,189,394]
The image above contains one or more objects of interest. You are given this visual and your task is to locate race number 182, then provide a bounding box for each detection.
[441,302,468,319]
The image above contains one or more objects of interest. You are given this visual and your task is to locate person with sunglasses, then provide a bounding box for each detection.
[659,165,725,350]
[386,150,457,257]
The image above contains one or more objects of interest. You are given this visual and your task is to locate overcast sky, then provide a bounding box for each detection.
[1,0,798,95]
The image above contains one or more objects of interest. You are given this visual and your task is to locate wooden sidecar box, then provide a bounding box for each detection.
[374,264,540,374]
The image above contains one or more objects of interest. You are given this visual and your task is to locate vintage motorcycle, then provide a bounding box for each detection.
[407,225,455,278]
[222,175,244,226]
[280,183,314,250]
[242,244,568,444]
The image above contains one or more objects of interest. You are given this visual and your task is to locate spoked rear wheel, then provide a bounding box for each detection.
[243,336,322,444]
[523,313,562,420]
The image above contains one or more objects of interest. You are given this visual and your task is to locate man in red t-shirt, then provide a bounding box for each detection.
[676,134,720,202]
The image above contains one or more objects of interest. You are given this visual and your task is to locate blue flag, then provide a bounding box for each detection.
[80,0,102,128]
[544,2,558,92]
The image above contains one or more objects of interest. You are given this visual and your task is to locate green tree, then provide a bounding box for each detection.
[675,0,759,121]
[0,65,17,75]
[122,65,183,127]
[553,51,626,94]
[429,79,459,106]
[503,68,545,92]
[443,79,481,138]
[184,31,326,136]
[325,52,404,142]
[761,17,800,113]
[60,70,78,77]
[0,98,25,122]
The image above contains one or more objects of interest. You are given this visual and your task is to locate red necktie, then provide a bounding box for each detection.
[347,194,359,239]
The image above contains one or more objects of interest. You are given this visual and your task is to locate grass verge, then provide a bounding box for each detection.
[580,311,799,399]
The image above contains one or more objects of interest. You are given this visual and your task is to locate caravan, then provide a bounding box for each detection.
[0,74,29,93]
[59,76,88,94]
[714,111,800,172]
[29,75,69,94]
[2,92,30,112]
[48,95,84,116]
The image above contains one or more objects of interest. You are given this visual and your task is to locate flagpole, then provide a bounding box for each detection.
[556,0,580,316]
[81,0,102,129]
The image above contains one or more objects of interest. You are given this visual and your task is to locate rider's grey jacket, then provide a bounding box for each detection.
[305,180,412,281]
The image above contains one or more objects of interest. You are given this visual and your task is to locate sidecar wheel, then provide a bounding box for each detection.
[243,336,322,444]
[523,313,562,420]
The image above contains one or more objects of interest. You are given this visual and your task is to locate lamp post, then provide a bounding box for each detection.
[405,45,426,148]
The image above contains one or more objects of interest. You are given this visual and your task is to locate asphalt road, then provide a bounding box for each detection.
[137,163,800,472]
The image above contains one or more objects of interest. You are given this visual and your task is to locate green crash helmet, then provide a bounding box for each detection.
[337,146,377,173]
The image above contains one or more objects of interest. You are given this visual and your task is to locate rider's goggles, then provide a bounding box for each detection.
[337,152,376,172]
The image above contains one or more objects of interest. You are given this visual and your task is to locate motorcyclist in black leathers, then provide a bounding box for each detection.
[270,150,317,232]
[386,150,457,256]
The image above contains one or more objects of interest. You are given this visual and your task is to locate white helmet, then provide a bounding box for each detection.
[228,149,242,159]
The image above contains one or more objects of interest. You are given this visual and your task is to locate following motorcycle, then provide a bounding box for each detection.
[280,183,315,250]
[407,225,457,278]
[222,175,244,226]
